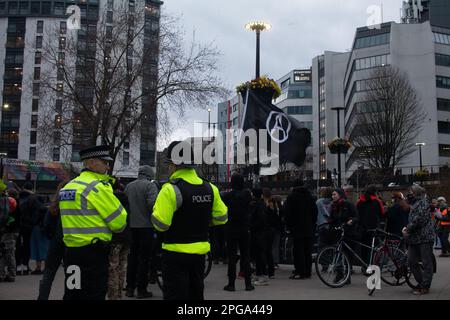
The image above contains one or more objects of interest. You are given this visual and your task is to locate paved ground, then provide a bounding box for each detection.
[1,250,449,300]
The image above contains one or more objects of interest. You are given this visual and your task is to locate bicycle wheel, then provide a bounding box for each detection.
[315,246,351,288]
[374,246,407,286]
[204,252,212,278]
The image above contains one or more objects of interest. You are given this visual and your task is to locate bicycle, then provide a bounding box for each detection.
[315,224,408,295]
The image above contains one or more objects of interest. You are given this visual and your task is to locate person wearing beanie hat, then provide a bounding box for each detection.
[333,188,346,200]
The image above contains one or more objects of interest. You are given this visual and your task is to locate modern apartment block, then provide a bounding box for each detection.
[344,19,450,179]
[0,0,162,179]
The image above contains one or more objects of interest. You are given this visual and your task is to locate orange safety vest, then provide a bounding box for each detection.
[440,208,450,226]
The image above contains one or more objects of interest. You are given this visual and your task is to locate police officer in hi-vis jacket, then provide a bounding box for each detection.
[151,140,228,300]
[59,145,127,300]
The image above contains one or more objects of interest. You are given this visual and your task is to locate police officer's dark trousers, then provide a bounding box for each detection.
[63,241,110,300]
[161,250,205,300]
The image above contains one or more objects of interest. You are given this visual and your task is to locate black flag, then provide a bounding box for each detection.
[241,89,312,167]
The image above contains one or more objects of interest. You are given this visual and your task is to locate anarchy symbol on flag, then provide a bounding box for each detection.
[266,111,291,143]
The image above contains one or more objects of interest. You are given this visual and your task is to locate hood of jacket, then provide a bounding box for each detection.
[138,165,154,180]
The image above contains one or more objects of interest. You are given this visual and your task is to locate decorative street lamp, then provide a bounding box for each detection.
[245,21,271,79]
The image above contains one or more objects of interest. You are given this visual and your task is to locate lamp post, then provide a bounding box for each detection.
[415,142,425,171]
[331,107,345,188]
[245,22,271,187]
[245,21,271,79]
[207,108,212,180]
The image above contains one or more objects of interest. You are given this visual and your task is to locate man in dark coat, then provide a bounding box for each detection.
[221,173,254,291]
[285,180,318,279]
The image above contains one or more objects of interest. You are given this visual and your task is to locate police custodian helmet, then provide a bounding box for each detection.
[165,140,196,168]
[79,145,113,161]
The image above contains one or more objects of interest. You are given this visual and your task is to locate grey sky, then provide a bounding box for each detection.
[160,0,405,148]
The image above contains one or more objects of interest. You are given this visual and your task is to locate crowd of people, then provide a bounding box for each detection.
[0,160,447,298]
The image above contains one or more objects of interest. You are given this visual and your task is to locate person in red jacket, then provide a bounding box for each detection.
[356,185,385,268]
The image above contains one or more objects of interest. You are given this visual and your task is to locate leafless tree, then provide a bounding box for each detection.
[34,5,228,169]
[350,66,425,176]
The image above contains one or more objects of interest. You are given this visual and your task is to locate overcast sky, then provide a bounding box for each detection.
[160,0,405,149]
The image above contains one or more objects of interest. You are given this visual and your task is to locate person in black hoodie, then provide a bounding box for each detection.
[356,185,385,267]
[221,173,254,292]
[285,180,318,279]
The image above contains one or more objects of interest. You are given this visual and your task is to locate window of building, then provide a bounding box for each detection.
[30,1,40,14]
[107,10,113,23]
[30,131,37,144]
[53,131,61,145]
[54,2,64,15]
[32,82,40,96]
[29,147,36,160]
[434,32,450,45]
[58,52,65,65]
[55,99,62,113]
[437,76,450,89]
[107,0,113,9]
[59,37,66,50]
[34,67,40,80]
[36,35,42,48]
[124,140,130,149]
[55,115,62,128]
[57,68,64,81]
[354,32,390,49]
[8,1,18,14]
[438,98,450,112]
[60,21,67,34]
[436,54,450,67]
[355,54,390,70]
[438,121,450,134]
[439,144,450,157]
[36,20,44,33]
[19,1,28,14]
[5,53,23,64]
[286,106,313,115]
[232,103,238,112]
[53,148,60,161]
[0,2,5,14]
[35,51,41,64]
[287,89,312,99]
[32,99,39,112]
[123,151,129,166]
[41,1,50,14]
[280,79,289,90]
[6,36,24,48]
[31,115,38,128]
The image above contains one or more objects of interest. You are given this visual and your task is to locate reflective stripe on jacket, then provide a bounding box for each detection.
[151,168,228,254]
[60,170,128,247]
[440,208,450,226]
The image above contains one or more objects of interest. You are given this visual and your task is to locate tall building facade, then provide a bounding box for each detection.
[274,69,314,179]
[312,52,349,183]
[0,0,162,178]
[344,20,450,179]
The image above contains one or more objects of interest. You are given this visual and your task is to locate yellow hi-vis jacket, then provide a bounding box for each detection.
[151,168,228,254]
[60,170,128,247]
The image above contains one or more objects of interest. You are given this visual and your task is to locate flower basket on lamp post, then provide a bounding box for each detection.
[328,137,351,154]
[237,76,281,105]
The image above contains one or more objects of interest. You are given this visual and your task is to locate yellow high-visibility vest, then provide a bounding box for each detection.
[60,170,127,247]
[151,168,228,254]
